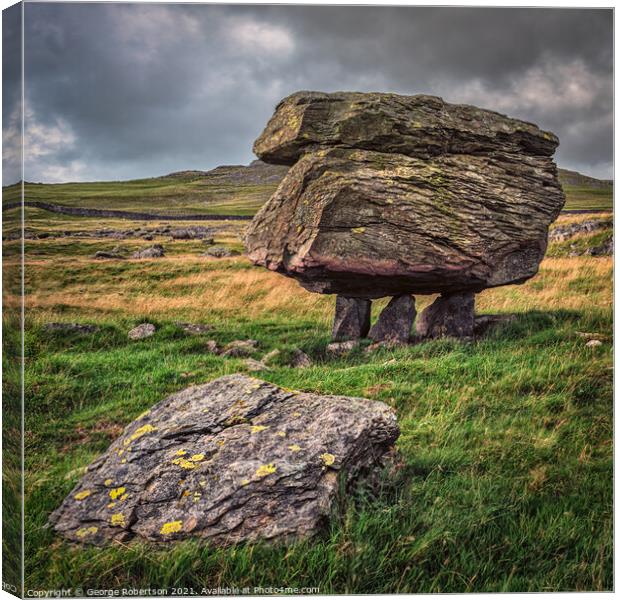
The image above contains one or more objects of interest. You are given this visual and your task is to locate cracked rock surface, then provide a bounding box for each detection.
[50,375,399,546]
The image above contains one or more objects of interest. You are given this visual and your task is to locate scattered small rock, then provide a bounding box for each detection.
[202,246,240,258]
[170,226,213,240]
[93,251,125,260]
[326,340,359,356]
[262,349,281,365]
[549,219,612,242]
[128,323,156,340]
[290,348,312,368]
[473,314,518,337]
[243,359,269,372]
[203,340,221,354]
[43,323,99,335]
[221,339,259,357]
[175,322,214,335]
[586,339,603,348]
[131,244,165,259]
[364,339,405,354]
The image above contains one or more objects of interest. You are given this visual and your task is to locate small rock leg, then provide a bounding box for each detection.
[332,296,371,341]
[416,291,475,339]
[369,294,416,343]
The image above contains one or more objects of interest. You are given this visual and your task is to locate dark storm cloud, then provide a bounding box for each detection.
[5,3,613,183]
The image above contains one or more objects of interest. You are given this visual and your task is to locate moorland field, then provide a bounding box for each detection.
[1,167,613,593]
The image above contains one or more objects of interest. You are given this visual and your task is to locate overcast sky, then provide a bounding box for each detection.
[2,4,613,184]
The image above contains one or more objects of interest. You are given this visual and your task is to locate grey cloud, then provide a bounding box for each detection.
[6,3,613,183]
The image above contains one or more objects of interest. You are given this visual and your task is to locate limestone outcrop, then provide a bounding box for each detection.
[50,375,399,545]
[245,91,566,341]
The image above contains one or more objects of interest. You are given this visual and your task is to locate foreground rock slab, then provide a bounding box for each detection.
[50,375,399,546]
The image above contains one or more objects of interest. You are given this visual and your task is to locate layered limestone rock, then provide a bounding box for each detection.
[50,375,399,546]
[244,91,566,340]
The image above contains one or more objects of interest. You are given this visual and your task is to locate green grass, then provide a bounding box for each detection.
[4,176,278,217]
[11,222,613,593]
[562,185,613,211]
[20,309,612,593]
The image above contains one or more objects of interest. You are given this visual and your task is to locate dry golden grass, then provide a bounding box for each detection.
[12,253,612,324]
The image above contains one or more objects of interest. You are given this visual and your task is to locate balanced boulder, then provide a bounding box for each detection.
[245,91,565,341]
[50,375,399,546]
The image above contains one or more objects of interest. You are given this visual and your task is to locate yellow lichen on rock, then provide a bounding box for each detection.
[172,457,197,470]
[175,449,187,456]
[127,423,157,443]
[104,478,113,486]
[255,463,277,478]
[288,444,302,452]
[190,454,205,462]
[250,425,268,433]
[276,431,286,437]
[110,513,126,527]
[320,453,336,466]
[160,520,183,535]
[241,479,250,486]
[74,490,92,501]
[109,486,126,500]
[76,526,98,538]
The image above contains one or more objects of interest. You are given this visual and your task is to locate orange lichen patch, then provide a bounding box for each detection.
[250,425,269,433]
[320,453,336,466]
[119,493,129,502]
[182,490,191,498]
[109,486,126,500]
[160,520,183,535]
[75,526,98,538]
[110,513,126,527]
[74,490,92,501]
[288,444,302,453]
[107,502,116,509]
[255,463,277,478]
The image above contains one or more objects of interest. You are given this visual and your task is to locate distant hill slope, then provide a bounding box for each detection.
[558,168,612,189]
[2,162,612,216]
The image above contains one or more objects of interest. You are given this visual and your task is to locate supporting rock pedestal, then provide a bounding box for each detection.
[369,295,415,343]
[332,296,371,341]
[416,292,475,339]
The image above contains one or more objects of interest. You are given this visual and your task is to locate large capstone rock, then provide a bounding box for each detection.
[254,92,559,165]
[245,91,565,300]
[50,375,399,546]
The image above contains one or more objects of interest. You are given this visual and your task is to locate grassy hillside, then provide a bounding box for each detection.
[2,161,288,217]
[1,210,612,593]
[3,164,612,216]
